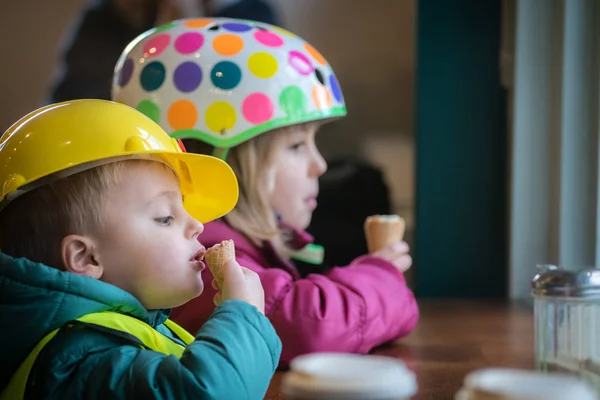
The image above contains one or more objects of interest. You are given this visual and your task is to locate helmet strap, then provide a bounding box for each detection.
[212,147,229,161]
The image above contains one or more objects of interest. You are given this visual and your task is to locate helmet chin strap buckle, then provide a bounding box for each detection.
[291,244,324,265]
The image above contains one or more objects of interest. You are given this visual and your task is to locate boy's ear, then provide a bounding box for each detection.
[61,235,103,279]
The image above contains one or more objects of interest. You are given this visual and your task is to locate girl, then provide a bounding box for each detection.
[112,17,418,365]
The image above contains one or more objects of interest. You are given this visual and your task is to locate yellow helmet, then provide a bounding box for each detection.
[0,99,238,223]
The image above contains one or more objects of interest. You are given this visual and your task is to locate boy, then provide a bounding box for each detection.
[0,99,281,399]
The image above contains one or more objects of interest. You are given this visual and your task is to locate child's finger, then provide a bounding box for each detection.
[240,267,260,283]
[211,279,219,290]
[221,259,245,289]
[374,241,409,258]
[394,254,413,272]
[213,292,222,306]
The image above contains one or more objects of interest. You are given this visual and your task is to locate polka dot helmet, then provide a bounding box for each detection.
[112,17,347,155]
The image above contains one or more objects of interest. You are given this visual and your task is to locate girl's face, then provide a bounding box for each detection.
[269,125,327,230]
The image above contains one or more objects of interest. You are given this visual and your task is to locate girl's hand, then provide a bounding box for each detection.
[373,242,412,273]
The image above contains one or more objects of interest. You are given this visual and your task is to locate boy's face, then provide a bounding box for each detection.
[269,125,327,230]
[94,161,206,310]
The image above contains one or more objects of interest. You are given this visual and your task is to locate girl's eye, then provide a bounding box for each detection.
[289,142,305,151]
[155,216,174,226]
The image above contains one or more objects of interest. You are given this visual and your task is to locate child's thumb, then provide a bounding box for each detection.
[221,259,244,288]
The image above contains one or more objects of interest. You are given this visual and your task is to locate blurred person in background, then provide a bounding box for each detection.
[46,0,279,103]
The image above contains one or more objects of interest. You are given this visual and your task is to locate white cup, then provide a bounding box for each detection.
[282,352,417,400]
[454,368,598,400]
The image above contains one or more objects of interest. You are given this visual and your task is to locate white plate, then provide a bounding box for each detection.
[282,352,417,400]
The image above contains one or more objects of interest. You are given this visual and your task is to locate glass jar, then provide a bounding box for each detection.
[531,264,600,394]
[454,368,597,400]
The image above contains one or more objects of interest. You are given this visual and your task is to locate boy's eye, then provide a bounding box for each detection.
[155,216,174,226]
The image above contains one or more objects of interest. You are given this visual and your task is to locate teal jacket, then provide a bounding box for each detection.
[0,253,282,399]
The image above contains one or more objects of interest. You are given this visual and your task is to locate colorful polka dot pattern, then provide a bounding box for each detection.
[213,33,244,56]
[211,61,241,90]
[140,61,166,91]
[118,59,134,87]
[174,62,202,92]
[254,30,284,47]
[174,32,204,54]
[288,51,314,76]
[168,99,198,130]
[248,52,278,78]
[243,93,274,124]
[206,102,237,133]
[136,100,160,123]
[112,17,346,146]
[143,34,170,57]
[223,22,252,32]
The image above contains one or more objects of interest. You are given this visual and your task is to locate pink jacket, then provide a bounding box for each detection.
[170,219,419,366]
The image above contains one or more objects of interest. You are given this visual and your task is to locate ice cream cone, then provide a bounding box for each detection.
[204,239,235,287]
[364,214,406,253]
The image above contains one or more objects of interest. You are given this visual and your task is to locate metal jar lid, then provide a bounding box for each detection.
[531,264,600,298]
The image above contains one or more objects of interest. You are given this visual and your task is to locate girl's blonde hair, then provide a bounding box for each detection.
[184,122,317,257]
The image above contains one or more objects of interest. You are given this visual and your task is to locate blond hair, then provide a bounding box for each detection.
[184,123,317,257]
[0,160,151,269]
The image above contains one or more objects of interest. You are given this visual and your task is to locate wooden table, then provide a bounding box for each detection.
[264,299,535,399]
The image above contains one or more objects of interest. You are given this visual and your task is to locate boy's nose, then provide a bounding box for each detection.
[187,217,204,239]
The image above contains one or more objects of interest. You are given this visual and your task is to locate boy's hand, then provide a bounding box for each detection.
[213,260,265,314]
[373,241,412,273]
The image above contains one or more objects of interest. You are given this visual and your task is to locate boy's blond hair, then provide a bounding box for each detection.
[0,160,148,269]
[184,123,317,257]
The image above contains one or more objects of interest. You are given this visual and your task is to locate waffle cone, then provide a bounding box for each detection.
[364,214,406,253]
[204,239,235,287]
